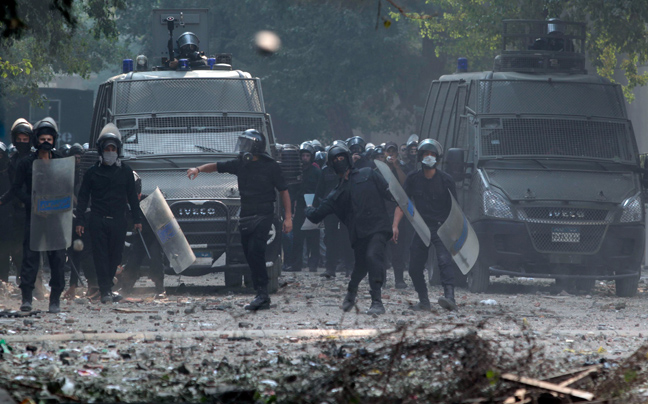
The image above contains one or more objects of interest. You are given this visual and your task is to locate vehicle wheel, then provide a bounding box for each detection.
[268,256,282,294]
[467,260,490,293]
[615,271,640,297]
[224,271,243,288]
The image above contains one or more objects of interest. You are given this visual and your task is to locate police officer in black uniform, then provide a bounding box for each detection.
[187,129,292,311]
[10,118,67,313]
[392,139,458,311]
[169,32,209,69]
[0,119,35,282]
[315,147,343,278]
[76,124,143,304]
[286,142,322,272]
[0,142,11,282]
[306,143,393,315]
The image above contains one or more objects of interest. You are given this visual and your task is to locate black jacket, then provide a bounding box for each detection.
[315,165,339,206]
[293,163,322,209]
[10,151,67,212]
[76,162,142,226]
[0,151,31,207]
[404,168,457,226]
[306,167,392,246]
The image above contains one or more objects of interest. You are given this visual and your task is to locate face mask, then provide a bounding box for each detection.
[15,142,31,154]
[103,151,118,166]
[332,157,350,175]
[37,142,53,152]
[422,156,437,169]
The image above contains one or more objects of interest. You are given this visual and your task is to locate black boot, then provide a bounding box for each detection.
[245,289,271,311]
[320,269,336,279]
[366,290,385,315]
[20,288,33,312]
[438,285,458,311]
[411,294,431,311]
[100,289,113,304]
[49,290,62,314]
[341,289,357,312]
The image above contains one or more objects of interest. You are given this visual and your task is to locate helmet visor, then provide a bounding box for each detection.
[234,135,257,154]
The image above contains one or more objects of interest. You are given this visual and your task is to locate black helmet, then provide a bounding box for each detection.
[373,146,385,159]
[314,150,327,166]
[299,141,315,156]
[177,32,200,56]
[406,134,419,149]
[60,143,72,156]
[347,136,366,155]
[133,171,142,195]
[417,138,444,161]
[310,139,324,153]
[33,117,59,147]
[327,142,353,175]
[235,129,266,159]
[96,123,123,156]
[68,143,85,156]
[10,118,33,144]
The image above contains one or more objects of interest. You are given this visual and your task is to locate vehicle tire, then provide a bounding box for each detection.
[467,260,490,293]
[268,256,282,294]
[615,271,640,297]
[224,271,243,288]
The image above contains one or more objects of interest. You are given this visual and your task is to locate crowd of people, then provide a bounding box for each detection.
[0,117,462,316]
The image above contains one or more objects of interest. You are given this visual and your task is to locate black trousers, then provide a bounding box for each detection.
[122,227,164,290]
[348,232,388,293]
[19,219,65,294]
[409,226,456,298]
[389,218,413,281]
[0,210,25,282]
[291,206,320,270]
[240,215,273,292]
[89,214,127,294]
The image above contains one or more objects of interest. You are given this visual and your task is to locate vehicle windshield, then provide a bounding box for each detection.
[118,115,266,157]
[478,117,637,162]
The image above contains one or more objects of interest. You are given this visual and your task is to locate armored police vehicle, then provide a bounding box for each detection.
[420,20,646,296]
[87,9,297,292]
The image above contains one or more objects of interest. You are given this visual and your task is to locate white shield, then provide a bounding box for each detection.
[374,160,431,247]
[437,192,480,274]
[30,157,75,251]
[140,187,196,273]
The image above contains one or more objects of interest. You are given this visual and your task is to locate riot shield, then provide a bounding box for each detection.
[140,187,196,273]
[437,191,480,275]
[30,157,75,251]
[374,160,431,247]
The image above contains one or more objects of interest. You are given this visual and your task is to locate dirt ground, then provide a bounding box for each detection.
[2,268,648,403]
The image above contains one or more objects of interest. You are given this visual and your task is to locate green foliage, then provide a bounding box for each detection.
[393,0,648,101]
[0,0,128,105]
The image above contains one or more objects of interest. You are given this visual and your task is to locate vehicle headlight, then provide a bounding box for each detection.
[482,189,514,219]
[620,193,643,223]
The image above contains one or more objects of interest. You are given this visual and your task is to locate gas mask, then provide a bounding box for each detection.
[422,155,437,169]
[37,141,53,152]
[15,142,31,154]
[332,156,351,175]
[102,151,118,166]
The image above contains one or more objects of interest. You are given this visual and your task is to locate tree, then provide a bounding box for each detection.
[388,0,648,101]
[0,0,128,104]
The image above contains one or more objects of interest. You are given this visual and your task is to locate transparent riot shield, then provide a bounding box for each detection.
[30,157,75,251]
[437,192,480,275]
[140,187,196,273]
[374,160,431,247]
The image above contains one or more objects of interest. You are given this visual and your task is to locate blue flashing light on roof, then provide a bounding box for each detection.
[178,59,191,71]
[122,59,134,74]
[457,57,468,73]
[207,58,216,69]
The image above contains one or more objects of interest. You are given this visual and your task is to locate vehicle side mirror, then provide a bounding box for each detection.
[445,148,466,182]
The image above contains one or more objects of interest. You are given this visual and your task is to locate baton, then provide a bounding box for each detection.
[137,228,152,260]
[68,258,86,288]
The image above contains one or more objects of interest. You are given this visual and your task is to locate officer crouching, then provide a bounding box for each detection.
[75,124,143,304]
[187,129,292,311]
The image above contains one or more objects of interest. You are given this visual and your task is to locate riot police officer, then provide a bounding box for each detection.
[286,141,322,272]
[392,139,458,311]
[76,124,143,304]
[169,32,208,69]
[306,143,393,315]
[0,142,11,282]
[0,119,35,282]
[187,129,292,311]
[10,118,67,313]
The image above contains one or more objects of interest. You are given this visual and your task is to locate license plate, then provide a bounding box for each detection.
[194,251,212,258]
[552,227,580,243]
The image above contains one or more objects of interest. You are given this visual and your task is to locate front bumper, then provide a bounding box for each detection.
[472,219,645,279]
